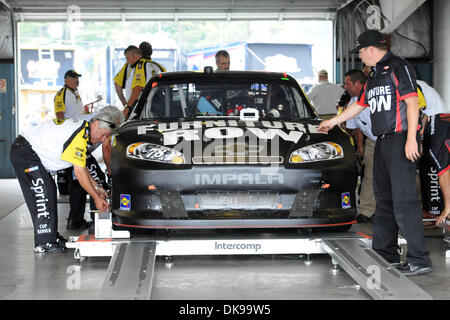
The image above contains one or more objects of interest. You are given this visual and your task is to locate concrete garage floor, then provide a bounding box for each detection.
[0,179,449,300]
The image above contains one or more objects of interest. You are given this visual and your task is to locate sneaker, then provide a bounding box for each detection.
[34,241,68,253]
[356,215,371,223]
[397,263,432,276]
[443,235,450,245]
[56,234,68,245]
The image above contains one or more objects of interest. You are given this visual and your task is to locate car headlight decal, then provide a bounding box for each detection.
[289,142,344,163]
[126,142,185,164]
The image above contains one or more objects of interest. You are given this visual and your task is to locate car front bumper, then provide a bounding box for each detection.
[111,161,357,229]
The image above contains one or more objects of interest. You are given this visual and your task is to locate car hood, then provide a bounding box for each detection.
[114,118,349,165]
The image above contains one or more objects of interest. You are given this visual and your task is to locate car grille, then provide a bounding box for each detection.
[191,156,283,164]
[196,191,281,210]
[137,189,324,219]
[289,189,322,217]
[146,191,188,218]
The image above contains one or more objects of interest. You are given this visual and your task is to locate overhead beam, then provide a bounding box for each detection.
[5,0,348,21]
[6,0,348,11]
[15,11,337,22]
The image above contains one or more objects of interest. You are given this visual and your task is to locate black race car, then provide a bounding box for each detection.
[111,68,357,231]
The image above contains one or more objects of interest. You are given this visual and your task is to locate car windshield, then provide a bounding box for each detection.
[139,80,314,120]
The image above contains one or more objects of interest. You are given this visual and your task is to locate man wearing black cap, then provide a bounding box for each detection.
[54,70,89,121]
[318,29,432,276]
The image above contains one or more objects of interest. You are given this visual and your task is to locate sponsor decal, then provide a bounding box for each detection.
[137,121,323,146]
[37,223,51,234]
[428,167,441,202]
[367,85,392,113]
[30,177,51,219]
[341,192,351,209]
[87,162,103,185]
[24,166,39,173]
[120,194,131,211]
[194,173,284,185]
[215,241,262,252]
[430,115,436,135]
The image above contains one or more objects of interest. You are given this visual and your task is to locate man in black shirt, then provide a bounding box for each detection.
[318,30,432,276]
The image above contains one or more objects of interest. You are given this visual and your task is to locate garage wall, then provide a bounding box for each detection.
[0,5,14,59]
[433,0,450,103]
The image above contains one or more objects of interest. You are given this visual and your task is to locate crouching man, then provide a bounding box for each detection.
[10,106,124,253]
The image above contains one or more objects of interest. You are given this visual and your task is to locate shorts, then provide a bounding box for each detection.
[424,113,450,176]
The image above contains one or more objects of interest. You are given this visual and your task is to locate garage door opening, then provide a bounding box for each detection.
[17,19,333,133]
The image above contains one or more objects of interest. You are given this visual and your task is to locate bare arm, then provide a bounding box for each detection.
[420,114,428,136]
[115,82,127,107]
[128,86,143,106]
[404,96,420,162]
[73,165,109,212]
[436,170,450,225]
[124,86,143,118]
[355,128,365,156]
[102,137,112,176]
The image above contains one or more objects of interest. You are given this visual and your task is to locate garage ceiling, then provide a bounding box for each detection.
[4,0,354,21]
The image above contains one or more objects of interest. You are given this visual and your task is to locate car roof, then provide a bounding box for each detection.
[152,70,296,84]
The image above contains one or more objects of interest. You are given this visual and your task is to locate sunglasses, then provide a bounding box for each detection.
[97,119,117,130]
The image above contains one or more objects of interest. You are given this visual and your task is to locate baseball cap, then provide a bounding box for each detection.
[318,69,328,77]
[64,70,82,79]
[351,30,386,53]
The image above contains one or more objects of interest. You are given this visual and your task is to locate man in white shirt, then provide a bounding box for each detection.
[417,80,449,117]
[114,45,164,119]
[54,70,111,231]
[344,69,376,222]
[10,107,124,253]
[54,70,94,121]
[307,69,345,116]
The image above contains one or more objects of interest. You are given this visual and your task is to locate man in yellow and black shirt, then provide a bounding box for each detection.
[114,45,165,119]
[10,107,124,253]
[55,70,110,231]
[139,41,166,72]
[54,70,93,121]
